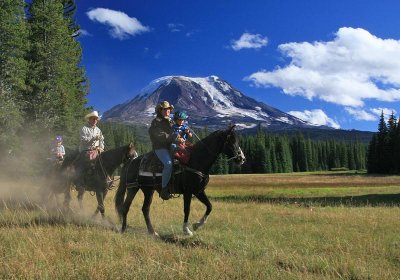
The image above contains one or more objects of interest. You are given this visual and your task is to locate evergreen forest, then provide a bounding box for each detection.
[0,0,87,155]
[367,112,400,174]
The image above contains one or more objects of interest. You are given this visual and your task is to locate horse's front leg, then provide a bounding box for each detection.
[77,189,84,209]
[94,190,106,218]
[183,192,193,236]
[63,182,72,211]
[120,187,139,233]
[142,188,158,236]
[192,191,212,231]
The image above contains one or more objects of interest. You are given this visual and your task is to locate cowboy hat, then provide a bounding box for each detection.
[155,101,174,113]
[85,111,100,120]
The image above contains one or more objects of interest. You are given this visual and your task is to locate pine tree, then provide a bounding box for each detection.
[0,0,29,152]
[387,112,397,172]
[26,0,88,145]
[376,112,389,172]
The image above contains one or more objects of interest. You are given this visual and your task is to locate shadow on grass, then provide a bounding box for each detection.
[159,233,218,249]
[312,172,397,177]
[211,193,400,207]
[0,209,117,230]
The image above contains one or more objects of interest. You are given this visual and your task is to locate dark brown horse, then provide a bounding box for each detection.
[48,144,137,217]
[115,125,245,236]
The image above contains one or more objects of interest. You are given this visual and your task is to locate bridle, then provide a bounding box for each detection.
[222,132,245,163]
[97,145,138,189]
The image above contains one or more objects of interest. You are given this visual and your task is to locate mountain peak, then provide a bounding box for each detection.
[103,75,317,130]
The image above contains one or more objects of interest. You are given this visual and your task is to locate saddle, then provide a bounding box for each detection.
[138,152,182,177]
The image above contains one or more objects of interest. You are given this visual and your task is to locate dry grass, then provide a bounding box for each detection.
[1,172,400,279]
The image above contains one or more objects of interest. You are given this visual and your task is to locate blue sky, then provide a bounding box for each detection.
[75,0,400,132]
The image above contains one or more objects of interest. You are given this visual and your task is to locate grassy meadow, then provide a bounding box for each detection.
[1,172,400,279]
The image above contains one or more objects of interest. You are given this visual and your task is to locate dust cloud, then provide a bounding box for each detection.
[0,141,120,230]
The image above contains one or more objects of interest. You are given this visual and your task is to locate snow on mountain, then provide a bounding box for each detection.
[102,75,320,130]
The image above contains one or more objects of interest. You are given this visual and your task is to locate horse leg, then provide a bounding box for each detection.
[94,191,106,218]
[142,188,158,236]
[63,183,72,211]
[192,191,212,231]
[77,190,84,209]
[120,187,139,233]
[182,192,193,236]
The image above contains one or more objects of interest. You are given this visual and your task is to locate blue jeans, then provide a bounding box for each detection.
[155,149,172,189]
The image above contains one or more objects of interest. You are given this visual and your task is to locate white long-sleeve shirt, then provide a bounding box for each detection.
[79,124,104,152]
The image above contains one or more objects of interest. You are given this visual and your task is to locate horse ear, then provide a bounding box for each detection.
[129,142,134,148]
[227,124,236,133]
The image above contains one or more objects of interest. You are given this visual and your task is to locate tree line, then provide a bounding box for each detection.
[367,112,400,174]
[209,131,367,175]
[0,0,87,155]
[105,125,368,175]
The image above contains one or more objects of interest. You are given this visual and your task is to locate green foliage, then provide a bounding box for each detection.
[98,122,150,155]
[0,0,88,159]
[239,131,367,174]
[367,111,400,174]
[26,0,88,141]
[0,0,29,151]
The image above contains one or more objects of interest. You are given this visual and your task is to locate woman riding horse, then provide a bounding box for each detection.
[115,125,245,236]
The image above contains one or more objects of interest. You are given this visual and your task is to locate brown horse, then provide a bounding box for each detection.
[115,125,245,236]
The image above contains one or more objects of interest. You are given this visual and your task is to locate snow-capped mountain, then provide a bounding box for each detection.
[102,75,320,130]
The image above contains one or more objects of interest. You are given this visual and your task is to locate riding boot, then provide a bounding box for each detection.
[160,187,172,200]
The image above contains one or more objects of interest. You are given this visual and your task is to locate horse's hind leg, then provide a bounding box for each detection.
[120,187,139,233]
[192,191,212,231]
[142,189,157,236]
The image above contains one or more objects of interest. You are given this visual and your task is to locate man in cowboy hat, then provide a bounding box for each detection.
[75,110,105,189]
[149,101,184,200]
[79,110,104,152]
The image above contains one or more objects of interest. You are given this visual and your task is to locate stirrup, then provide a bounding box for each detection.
[160,188,172,200]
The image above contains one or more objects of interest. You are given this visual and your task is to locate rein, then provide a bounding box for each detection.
[97,146,134,190]
[184,166,208,179]
[97,153,116,190]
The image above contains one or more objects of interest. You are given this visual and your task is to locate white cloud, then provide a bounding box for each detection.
[231,33,268,51]
[78,29,91,37]
[246,27,400,107]
[288,109,340,129]
[87,8,150,39]
[168,23,184,32]
[370,107,397,118]
[345,107,396,121]
[344,108,377,121]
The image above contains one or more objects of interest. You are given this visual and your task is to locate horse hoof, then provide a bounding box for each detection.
[113,224,122,233]
[192,222,201,231]
[150,231,160,238]
[183,228,193,236]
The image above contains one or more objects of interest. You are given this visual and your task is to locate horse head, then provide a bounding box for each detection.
[128,142,138,158]
[222,125,246,165]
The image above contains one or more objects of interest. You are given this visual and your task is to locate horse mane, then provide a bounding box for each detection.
[188,130,227,171]
[191,130,224,150]
[98,144,132,175]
